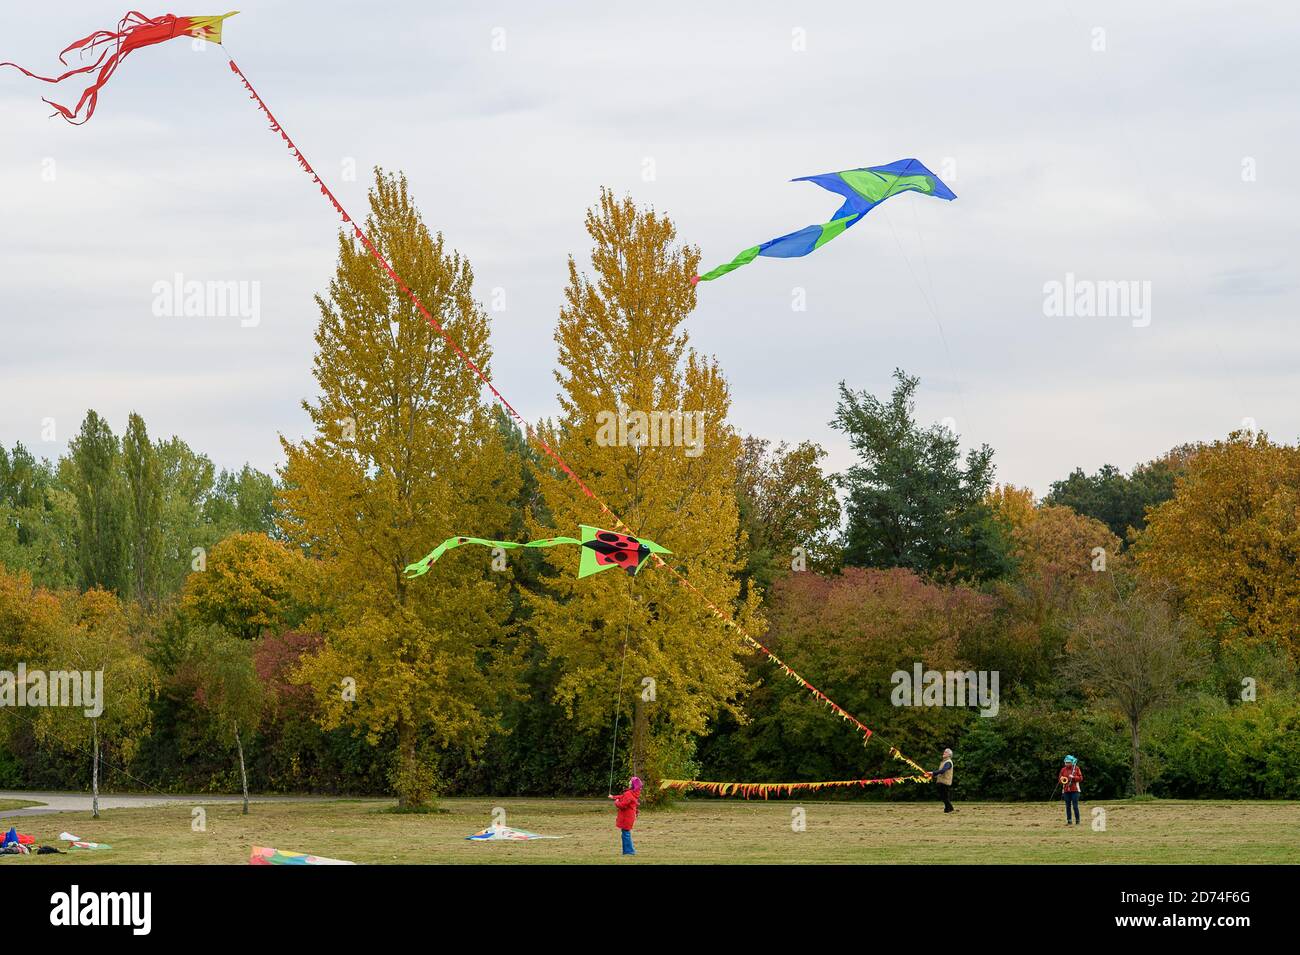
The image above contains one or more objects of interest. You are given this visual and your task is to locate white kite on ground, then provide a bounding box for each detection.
[60,832,111,850]
[466,824,560,841]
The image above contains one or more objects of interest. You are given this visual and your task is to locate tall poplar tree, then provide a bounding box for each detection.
[123,412,163,605]
[156,437,217,596]
[527,190,754,794]
[281,169,519,808]
[67,411,129,594]
[0,444,78,589]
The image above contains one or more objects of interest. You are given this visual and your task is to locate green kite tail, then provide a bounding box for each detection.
[404,525,670,580]
[404,534,581,578]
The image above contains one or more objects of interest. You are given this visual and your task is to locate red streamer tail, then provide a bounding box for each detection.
[1,12,190,124]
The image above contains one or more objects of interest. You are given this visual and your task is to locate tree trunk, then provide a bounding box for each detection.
[390,576,426,811]
[631,696,647,780]
[234,721,249,815]
[92,719,100,819]
[394,716,429,809]
[631,694,660,801]
[1129,715,1144,796]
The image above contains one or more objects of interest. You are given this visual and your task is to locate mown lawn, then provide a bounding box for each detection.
[0,799,43,813]
[2,797,1295,864]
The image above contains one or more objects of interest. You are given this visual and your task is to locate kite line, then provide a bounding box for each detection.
[607,455,643,794]
[225,52,929,787]
[607,577,634,795]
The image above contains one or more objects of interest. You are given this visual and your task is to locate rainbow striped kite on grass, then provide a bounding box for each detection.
[249,846,354,865]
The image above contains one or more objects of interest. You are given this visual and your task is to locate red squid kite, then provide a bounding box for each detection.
[0,11,238,124]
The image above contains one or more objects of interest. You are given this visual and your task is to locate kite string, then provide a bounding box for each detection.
[606,441,643,794]
[223,55,925,774]
[879,198,972,433]
[221,59,591,496]
[606,578,632,795]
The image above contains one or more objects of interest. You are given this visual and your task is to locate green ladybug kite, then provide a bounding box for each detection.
[404,525,671,580]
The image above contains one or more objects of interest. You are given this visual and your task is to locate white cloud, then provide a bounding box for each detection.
[1,0,1296,495]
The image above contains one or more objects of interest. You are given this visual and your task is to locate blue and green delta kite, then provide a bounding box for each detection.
[693,158,956,284]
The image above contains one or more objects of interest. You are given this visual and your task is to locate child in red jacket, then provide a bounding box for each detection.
[610,776,642,855]
[1059,755,1083,825]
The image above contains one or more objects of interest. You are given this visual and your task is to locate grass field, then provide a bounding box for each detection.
[2,796,1297,864]
[0,800,42,813]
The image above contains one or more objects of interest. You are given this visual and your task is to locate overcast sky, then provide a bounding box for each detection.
[1,0,1296,495]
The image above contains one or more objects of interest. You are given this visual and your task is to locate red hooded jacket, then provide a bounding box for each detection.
[613,788,639,830]
[1059,764,1083,794]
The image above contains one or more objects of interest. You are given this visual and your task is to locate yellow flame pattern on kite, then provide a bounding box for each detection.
[185,11,239,43]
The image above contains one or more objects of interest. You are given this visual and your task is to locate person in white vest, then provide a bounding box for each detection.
[931,748,955,813]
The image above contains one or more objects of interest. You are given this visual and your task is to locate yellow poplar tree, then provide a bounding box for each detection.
[280,170,520,808]
[526,190,756,794]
